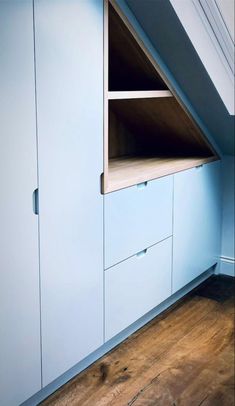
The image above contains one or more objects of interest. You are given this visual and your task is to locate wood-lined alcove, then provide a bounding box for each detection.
[109,2,167,91]
[103,0,218,194]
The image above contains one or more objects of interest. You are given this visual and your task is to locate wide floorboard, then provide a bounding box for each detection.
[41,275,235,406]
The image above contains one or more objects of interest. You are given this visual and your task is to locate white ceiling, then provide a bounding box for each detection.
[169,0,234,115]
[216,0,234,42]
[124,0,235,153]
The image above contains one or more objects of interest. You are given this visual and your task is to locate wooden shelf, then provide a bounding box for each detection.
[105,156,217,193]
[108,90,172,100]
[103,1,219,194]
[108,97,216,157]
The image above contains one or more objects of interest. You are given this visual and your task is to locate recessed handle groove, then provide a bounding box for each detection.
[136,249,147,258]
[32,188,39,215]
[137,181,148,189]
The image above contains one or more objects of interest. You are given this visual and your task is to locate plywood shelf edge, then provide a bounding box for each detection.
[103,156,219,194]
[108,90,173,100]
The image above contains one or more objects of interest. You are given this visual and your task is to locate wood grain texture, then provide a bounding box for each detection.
[41,276,235,406]
[108,2,167,91]
[107,93,219,192]
[107,97,218,192]
[104,0,109,193]
[109,97,215,156]
[103,0,219,194]
[106,156,217,193]
[105,0,217,155]
[108,90,172,100]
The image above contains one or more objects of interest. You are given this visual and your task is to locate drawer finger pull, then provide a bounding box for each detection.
[136,248,147,258]
[137,181,148,189]
[32,188,39,215]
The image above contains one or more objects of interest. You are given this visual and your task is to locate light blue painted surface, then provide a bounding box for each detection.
[173,162,222,293]
[221,155,235,259]
[22,267,214,406]
[220,261,235,277]
[105,176,173,269]
[220,155,235,276]
[0,2,41,405]
[34,0,104,386]
[105,237,172,341]
[169,0,234,115]
[0,2,227,405]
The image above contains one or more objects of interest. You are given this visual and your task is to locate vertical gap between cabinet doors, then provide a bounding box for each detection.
[32,0,43,389]
[171,175,175,295]
[103,196,105,343]
[103,0,109,194]
[103,0,108,343]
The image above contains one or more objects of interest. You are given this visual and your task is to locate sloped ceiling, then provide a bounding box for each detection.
[125,0,234,155]
[170,0,234,115]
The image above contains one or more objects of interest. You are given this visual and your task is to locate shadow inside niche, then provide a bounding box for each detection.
[194,275,235,303]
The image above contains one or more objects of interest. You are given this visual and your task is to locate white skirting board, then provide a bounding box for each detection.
[220,256,235,277]
[21,267,215,406]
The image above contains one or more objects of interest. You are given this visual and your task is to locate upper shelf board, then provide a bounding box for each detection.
[108,90,173,100]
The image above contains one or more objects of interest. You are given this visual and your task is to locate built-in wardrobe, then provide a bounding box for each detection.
[0,1,221,405]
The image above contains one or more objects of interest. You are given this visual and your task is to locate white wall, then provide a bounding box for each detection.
[216,0,234,42]
[169,0,234,115]
[221,155,235,276]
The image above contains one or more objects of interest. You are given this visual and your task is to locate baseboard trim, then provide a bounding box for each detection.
[220,256,235,277]
[21,267,214,406]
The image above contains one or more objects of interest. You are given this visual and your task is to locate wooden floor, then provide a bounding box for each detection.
[41,276,235,406]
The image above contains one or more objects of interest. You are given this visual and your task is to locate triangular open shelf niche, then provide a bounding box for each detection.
[103,0,218,194]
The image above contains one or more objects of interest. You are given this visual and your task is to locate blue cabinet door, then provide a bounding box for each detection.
[0,2,41,405]
[34,0,104,386]
[105,237,172,341]
[173,161,222,293]
[105,176,173,268]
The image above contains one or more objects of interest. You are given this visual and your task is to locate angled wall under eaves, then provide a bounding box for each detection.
[124,0,234,155]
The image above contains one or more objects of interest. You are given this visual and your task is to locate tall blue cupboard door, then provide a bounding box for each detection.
[0,2,41,405]
[173,161,221,293]
[34,0,104,386]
